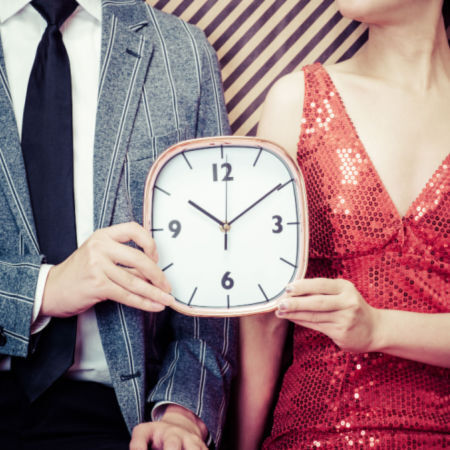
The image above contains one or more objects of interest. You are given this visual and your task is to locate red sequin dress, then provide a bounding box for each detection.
[263,63,450,449]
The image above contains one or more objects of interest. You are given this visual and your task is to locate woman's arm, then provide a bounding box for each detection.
[373,308,450,367]
[278,278,450,368]
[238,313,288,450]
[237,71,305,450]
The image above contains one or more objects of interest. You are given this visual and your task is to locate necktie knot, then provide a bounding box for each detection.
[32,0,78,27]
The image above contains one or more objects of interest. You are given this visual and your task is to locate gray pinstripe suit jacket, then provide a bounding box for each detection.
[0,0,236,443]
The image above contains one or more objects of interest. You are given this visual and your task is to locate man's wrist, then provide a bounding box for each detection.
[160,404,208,442]
[31,264,53,334]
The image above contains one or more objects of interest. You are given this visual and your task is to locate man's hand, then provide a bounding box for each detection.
[41,222,174,317]
[130,404,208,450]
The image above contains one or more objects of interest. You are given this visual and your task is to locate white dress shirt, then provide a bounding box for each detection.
[0,0,111,384]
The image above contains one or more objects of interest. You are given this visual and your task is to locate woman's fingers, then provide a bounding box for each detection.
[286,278,350,296]
[278,294,343,313]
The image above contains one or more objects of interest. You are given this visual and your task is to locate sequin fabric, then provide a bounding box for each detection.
[263,63,450,449]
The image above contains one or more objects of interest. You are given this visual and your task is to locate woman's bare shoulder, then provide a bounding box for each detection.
[265,71,305,109]
[257,71,305,159]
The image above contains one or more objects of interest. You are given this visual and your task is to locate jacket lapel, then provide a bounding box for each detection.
[94,2,154,431]
[0,40,39,254]
[93,6,154,230]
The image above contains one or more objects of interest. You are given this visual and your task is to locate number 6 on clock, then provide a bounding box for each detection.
[143,136,309,316]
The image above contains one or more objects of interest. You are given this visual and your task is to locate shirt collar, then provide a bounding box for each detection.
[0,0,29,23]
[78,0,102,22]
[0,0,102,24]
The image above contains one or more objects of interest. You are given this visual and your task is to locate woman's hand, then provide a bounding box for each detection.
[276,278,381,353]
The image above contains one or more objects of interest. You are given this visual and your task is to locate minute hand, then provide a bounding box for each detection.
[228,183,282,226]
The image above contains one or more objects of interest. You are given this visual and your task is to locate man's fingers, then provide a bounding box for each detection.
[102,222,158,261]
[164,436,183,450]
[130,423,156,450]
[103,281,169,313]
[103,239,170,293]
[105,264,174,307]
[130,420,208,450]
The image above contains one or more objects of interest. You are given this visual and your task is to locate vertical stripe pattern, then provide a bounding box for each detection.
[118,304,142,422]
[98,31,145,228]
[149,0,367,136]
[0,152,39,253]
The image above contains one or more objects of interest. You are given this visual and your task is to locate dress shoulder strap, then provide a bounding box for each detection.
[299,63,341,141]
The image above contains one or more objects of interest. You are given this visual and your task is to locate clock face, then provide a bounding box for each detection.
[143,137,308,316]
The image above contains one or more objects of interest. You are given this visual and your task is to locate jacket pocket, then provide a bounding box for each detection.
[127,127,189,163]
[126,128,189,222]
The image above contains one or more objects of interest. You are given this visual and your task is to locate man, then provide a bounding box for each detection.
[0,1,236,449]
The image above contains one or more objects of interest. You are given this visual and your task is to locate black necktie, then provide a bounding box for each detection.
[14,0,79,402]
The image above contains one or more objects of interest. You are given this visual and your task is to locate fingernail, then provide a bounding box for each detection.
[278,301,288,311]
[285,284,293,293]
[162,292,174,305]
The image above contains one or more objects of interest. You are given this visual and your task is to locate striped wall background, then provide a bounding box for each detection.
[149,0,368,136]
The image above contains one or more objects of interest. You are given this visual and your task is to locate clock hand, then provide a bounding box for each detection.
[228,183,282,226]
[224,153,229,251]
[188,200,225,227]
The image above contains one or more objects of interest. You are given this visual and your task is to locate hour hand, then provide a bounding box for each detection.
[188,200,225,227]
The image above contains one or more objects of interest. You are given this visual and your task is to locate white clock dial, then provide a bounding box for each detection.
[145,137,308,316]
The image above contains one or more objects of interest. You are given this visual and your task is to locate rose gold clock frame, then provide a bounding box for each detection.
[143,136,309,317]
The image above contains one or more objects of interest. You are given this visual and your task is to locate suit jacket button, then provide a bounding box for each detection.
[0,327,7,346]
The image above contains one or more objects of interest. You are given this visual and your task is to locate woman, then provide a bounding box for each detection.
[239,0,450,448]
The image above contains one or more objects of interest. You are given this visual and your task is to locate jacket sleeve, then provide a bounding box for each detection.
[149,313,237,446]
[0,253,43,357]
[148,27,237,446]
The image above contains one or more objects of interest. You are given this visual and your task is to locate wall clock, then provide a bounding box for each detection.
[143,136,308,316]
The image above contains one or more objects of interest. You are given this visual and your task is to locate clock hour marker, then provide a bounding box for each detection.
[182,151,192,169]
[287,221,300,225]
[150,228,163,232]
[279,178,294,190]
[188,287,198,306]
[258,284,269,301]
[154,185,170,196]
[253,147,262,166]
[162,262,174,272]
[280,257,297,268]
[220,145,224,159]
[226,295,230,308]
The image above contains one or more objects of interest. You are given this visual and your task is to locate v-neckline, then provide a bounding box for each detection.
[318,64,450,222]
